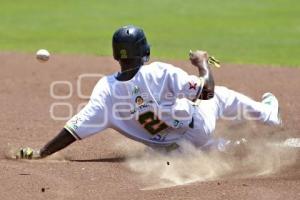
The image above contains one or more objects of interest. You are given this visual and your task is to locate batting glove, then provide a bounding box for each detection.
[16,147,41,159]
[208,56,221,68]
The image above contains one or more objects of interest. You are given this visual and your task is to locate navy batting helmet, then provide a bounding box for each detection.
[112,25,150,62]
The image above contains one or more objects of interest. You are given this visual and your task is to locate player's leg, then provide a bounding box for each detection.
[181,86,281,151]
[214,86,281,125]
[182,100,220,148]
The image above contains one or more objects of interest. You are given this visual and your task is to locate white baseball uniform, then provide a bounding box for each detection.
[65,62,279,150]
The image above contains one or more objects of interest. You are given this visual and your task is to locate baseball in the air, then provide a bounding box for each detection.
[36,49,50,62]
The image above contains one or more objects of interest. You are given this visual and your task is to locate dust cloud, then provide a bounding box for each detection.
[121,122,298,190]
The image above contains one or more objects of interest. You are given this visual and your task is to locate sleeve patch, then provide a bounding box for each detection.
[188,81,197,90]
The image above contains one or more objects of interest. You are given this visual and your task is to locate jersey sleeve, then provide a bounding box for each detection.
[64,78,111,140]
[167,65,204,101]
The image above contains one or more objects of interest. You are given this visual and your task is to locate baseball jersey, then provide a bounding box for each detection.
[65,62,204,147]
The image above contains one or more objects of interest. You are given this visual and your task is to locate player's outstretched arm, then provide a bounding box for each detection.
[39,128,76,158]
[189,50,215,100]
[17,128,76,159]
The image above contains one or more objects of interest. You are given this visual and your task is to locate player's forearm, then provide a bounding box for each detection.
[39,128,76,158]
[196,60,215,100]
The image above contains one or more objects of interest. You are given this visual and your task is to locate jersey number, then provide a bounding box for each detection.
[138,111,168,135]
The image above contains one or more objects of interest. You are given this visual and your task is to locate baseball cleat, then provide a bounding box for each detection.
[262,92,282,126]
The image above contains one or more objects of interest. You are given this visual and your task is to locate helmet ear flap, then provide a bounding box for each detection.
[143,56,149,62]
[142,44,150,62]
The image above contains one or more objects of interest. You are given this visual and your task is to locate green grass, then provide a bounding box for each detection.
[0,0,299,66]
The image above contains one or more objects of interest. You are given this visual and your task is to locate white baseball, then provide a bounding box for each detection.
[36,49,50,62]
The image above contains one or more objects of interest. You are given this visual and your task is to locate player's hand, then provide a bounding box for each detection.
[16,147,42,159]
[189,50,209,67]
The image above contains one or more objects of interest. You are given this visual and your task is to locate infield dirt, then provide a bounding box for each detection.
[0,53,299,200]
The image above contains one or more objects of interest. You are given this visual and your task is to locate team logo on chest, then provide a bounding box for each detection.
[135,96,144,106]
[130,85,155,114]
[132,86,140,95]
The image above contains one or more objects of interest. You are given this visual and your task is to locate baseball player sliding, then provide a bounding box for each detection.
[18,25,282,159]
